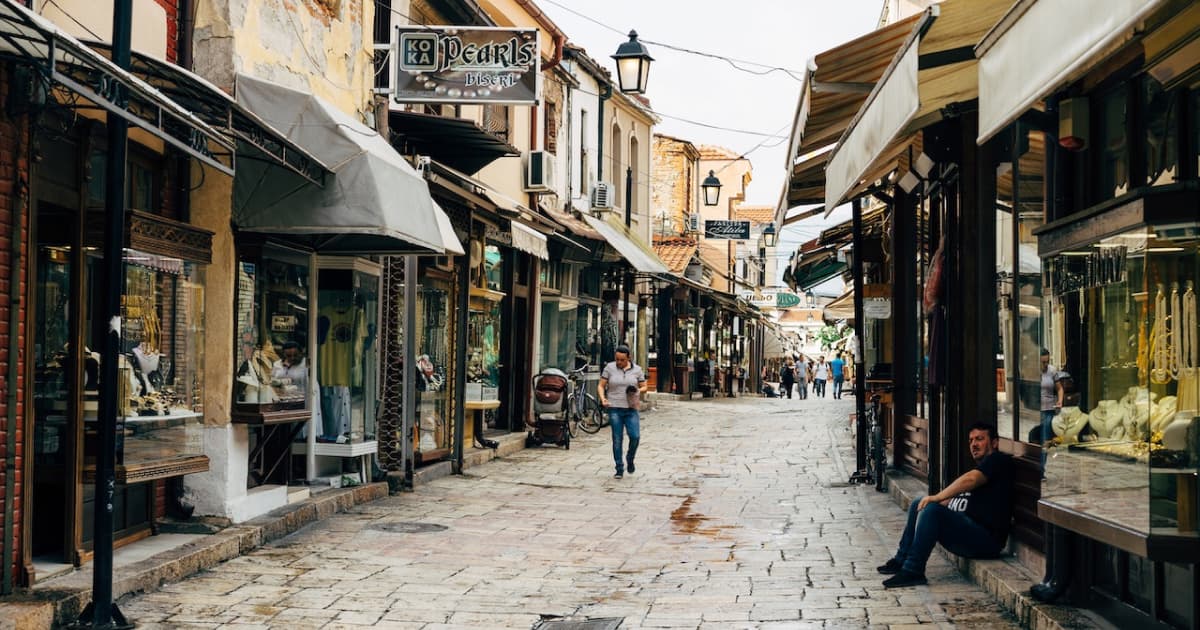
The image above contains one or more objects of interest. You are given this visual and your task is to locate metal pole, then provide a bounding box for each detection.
[77,1,132,627]
[403,255,418,485]
[852,198,868,474]
[452,220,471,474]
[623,166,633,347]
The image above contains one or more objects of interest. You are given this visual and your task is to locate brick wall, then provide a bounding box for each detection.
[153,0,179,63]
[0,66,29,592]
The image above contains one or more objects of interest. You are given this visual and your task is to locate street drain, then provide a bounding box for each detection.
[534,618,623,630]
[368,521,448,534]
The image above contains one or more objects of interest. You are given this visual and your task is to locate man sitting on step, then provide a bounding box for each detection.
[877,422,1015,588]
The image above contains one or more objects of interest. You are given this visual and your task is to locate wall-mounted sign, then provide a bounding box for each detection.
[394,27,541,105]
[737,290,803,309]
[704,220,750,240]
[775,292,801,308]
[864,297,892,319]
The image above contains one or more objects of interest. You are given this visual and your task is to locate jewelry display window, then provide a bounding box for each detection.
[415,272,453,457]
[114,249,207,475]
[1041,225,1200,541]
[233,244,312,419]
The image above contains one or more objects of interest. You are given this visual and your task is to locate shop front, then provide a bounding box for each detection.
[977,1,1200,625]
[0,1,337,582]
[224,74,458,506]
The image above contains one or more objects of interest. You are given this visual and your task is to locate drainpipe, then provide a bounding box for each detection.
[512,0,564,70]
[3,108,26,597]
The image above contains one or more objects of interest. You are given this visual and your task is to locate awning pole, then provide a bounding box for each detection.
[852,197,868,476]
[79,1,134,627]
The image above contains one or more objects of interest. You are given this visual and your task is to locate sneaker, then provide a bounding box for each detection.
[614,472,624,479]
[882,570,927,589]
[876,558,903,574]
[627,461,636,474]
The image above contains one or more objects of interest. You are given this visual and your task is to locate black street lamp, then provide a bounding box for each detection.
[762,222,777,248]
[805,289,816,307]
[612,30,653,94]
[701,170,722,206]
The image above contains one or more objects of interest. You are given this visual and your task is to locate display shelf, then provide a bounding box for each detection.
[464,400,501,411]
[83,455,209,484]
[292,440,379,458]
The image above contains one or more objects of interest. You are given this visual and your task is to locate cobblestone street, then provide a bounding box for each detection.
[119,395,1020,629]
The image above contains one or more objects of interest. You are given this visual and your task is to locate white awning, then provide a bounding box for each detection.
[581,214,671,278]
[510,222,548,260]
[232,74,455,254]
[824,36,921,211]
[976,0,1169,144]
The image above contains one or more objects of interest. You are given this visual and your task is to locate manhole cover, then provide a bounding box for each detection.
[368,522,448,534]
[534,618,623,630]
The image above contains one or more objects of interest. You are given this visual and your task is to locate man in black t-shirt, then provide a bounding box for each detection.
[877,422,1015,588]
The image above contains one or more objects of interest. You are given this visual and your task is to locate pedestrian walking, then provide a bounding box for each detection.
[598,345,646,479]
[780,359,796,399]
[814,356,830,397]
[830,352,846,399]
[795,354,809,399]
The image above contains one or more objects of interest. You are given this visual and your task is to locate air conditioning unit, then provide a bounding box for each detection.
[685,213,700,233]
[591,181,614,209]
[523,150,555,193]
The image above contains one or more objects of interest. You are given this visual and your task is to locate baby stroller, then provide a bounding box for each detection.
[527,368,570,448]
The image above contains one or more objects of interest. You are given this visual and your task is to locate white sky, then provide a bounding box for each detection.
[539,1,886,293]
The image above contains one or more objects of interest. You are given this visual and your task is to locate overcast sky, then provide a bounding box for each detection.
[539,1,885,292]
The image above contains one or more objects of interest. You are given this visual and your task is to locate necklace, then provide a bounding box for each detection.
[1151,284,1172,384]
[1170,283,1182,379]
[1183,282,1197,370]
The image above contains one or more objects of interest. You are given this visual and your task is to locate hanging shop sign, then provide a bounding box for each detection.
[704,220,751,240]
[739,289,803,309]
[394,26,541,105]
[1049,245,1127,296]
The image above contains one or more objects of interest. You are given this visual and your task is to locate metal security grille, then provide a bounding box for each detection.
[378,256,406,471]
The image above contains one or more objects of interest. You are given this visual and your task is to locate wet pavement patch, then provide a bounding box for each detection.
[367,521,449,534]
[534,618,624,630]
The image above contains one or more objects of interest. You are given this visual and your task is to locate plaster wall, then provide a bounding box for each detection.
[193,0,376,120]
[563,59,603,211]
[36,0,170,60]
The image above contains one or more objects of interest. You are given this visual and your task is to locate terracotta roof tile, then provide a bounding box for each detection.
[652,236,697,274]
[734,205,776,225]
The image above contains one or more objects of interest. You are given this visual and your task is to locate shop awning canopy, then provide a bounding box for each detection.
[389,110,519,175]
[763,326,787,359]
[581,213,672,279]
[781,14,921,210]
[825,0,1012,211]
[510,221,549,260]
[0,0,233,174]
[87,43,327,188]
[823,289,856,322]
[232,74,459,254]
[976,0,1170,144]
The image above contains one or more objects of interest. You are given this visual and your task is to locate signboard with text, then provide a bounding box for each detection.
[738,290,804,309]
[704,220,751,240]
[394,26,541,105]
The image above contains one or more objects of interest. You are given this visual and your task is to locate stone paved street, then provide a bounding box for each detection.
[118,395,1020,629]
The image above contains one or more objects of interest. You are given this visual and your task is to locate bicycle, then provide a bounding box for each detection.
[849,392,888,491]
[565,364,606,435]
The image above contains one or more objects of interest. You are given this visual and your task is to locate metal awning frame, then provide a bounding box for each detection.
[0,0,233,175]
[87,43,328,187]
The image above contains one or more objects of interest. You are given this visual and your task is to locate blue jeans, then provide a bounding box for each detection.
[1040,410,1056,469]
[893,496,1003,575]
[609,407,640,473]
[833,377,844,398]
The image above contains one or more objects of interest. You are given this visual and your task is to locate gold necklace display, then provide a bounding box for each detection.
[1150,284,1173,384]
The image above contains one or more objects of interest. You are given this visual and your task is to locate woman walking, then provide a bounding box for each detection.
[598,345,647,479]
[780,359,796,399]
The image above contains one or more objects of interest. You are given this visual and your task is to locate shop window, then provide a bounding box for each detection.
[415,275,452,456]
[1141,76,1179,187]
[1015,129,1048,443]
[86,151,159,213]
[484,244,505,292]
[233,245,311,413]
[1095,85,1130,201]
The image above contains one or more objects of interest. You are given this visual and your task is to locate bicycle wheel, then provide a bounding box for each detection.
[565,393,579,438]
[577,396,604,434]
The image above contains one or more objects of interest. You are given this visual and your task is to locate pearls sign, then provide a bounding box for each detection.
[393,27,541,105]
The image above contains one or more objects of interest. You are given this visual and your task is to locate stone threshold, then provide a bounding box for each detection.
[885,470,1113,630]
[0,481,388,630]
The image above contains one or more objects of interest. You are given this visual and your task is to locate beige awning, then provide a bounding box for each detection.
[780,15,921,213]
[581,214,672,278]
[510,222,549,260]
[976,0,1170,144]
[825,0,1012,210]
[823,289,856,322]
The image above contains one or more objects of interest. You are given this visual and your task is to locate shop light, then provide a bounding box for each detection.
[612,30,654,94]
[702,170,722,206]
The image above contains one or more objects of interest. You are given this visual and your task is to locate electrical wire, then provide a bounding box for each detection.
[538,0,805,80]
